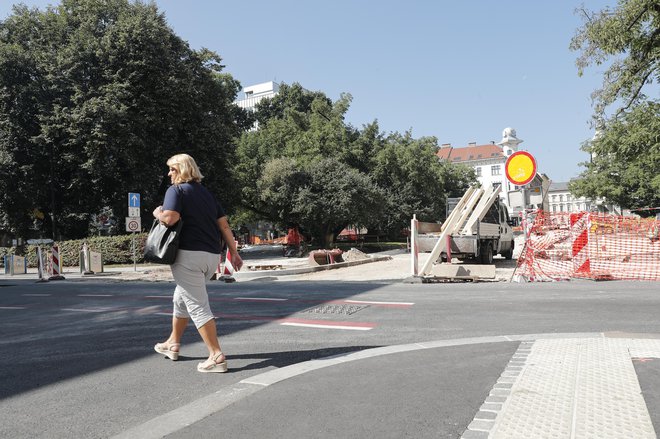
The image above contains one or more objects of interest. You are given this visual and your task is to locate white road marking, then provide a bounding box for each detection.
[344,299,414,306]
[280,322,373,331]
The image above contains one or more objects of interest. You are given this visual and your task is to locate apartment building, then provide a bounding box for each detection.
[234,81,280,112]
[548,181,622,215]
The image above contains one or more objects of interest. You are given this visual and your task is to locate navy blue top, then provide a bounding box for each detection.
[162,182,226,254]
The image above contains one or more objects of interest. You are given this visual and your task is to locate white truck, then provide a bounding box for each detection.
[415,185,514,272]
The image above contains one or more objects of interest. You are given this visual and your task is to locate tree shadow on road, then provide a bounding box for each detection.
[0,278,391,399]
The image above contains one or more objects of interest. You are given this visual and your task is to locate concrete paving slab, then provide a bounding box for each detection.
[466,337,660,439]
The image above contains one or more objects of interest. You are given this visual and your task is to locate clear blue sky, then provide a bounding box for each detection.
[1,0,616,182]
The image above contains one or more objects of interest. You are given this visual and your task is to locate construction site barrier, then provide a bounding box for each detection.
[3,255,27,275]
[212,239,236,282]
[49,244,65,280]
[514,211,660,282]
[36,246,49,282]
[79,243,103,274]
[410,214,419,276]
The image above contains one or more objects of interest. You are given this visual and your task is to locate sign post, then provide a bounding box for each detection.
[505,151,537,245]
[127,193,141,271]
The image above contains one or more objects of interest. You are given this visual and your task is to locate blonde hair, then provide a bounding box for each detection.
[167,153,204,184]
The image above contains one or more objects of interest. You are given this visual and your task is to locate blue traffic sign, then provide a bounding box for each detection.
[128,192,140,208]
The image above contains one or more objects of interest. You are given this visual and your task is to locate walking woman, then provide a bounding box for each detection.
[152,153,243,373]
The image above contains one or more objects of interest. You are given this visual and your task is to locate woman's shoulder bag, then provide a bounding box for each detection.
[144,186,183,265]
[143,218,183,265]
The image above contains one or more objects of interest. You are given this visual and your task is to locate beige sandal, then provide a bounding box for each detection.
[197,352,228,373]
[154,342,180,361]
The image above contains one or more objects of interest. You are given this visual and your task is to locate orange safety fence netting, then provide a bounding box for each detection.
[514,211,660,282]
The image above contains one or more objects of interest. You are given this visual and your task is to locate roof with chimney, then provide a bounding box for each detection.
[436,143,506,163]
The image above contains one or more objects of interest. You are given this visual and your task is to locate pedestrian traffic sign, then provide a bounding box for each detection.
[128,192,140,208]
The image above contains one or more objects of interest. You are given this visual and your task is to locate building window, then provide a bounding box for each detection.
[491,165,501,176]
[559,195,563,202]
[552,195,556,202]
[475,167,482,177]
[553,205,557,212]
[560,204,564,212]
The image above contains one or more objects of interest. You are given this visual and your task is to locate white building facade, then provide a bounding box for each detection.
[234,81,280,112]
[437,128,549,220]
[548,182,622,215]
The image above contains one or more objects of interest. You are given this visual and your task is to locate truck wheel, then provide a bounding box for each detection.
[502,240,514,260]
[480,242,493,265]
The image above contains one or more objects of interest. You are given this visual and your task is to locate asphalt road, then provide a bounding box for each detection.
[1,277,659,438]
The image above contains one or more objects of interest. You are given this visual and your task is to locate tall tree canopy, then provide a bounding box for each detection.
[571,0,659,118]
[234,83,474,246]
[0,0,249,240]
[570,101,659,210]
[569,0,659,211]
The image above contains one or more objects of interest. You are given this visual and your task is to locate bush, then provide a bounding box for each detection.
[0,233,148,268]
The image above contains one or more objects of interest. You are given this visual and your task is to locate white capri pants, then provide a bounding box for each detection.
[170,249,220,329]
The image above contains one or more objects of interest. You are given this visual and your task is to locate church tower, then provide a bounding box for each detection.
[497,127,523,157]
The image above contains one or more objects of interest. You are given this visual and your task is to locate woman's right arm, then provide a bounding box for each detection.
[152,206,180,227]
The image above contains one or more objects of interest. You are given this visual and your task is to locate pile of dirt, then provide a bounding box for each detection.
[342,248,370,263]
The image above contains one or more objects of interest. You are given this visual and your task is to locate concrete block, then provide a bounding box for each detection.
[429,264,496,279]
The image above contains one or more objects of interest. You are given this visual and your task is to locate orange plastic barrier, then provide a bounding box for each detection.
[515,211,660,281]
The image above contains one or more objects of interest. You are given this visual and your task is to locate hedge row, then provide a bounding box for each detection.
[0,233,148,268]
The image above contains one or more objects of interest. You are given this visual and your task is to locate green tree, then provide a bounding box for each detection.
[0,0,249,240]
[571,0,659,118]
[255,157,385,246]
[570,102,660,210]
[291,159,385,245]
[369,131,475,236]
[254,82,333,127]
[235,83,475,245]
[236,86,375,245]
[569,0,659,210]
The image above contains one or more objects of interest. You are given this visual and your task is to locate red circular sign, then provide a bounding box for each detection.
[505,151,537,186]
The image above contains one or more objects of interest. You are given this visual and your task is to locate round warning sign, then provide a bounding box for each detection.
[125,217,141,232]
[505,151,537,186]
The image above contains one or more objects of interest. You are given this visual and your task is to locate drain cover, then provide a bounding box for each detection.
[303,304,368,315]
